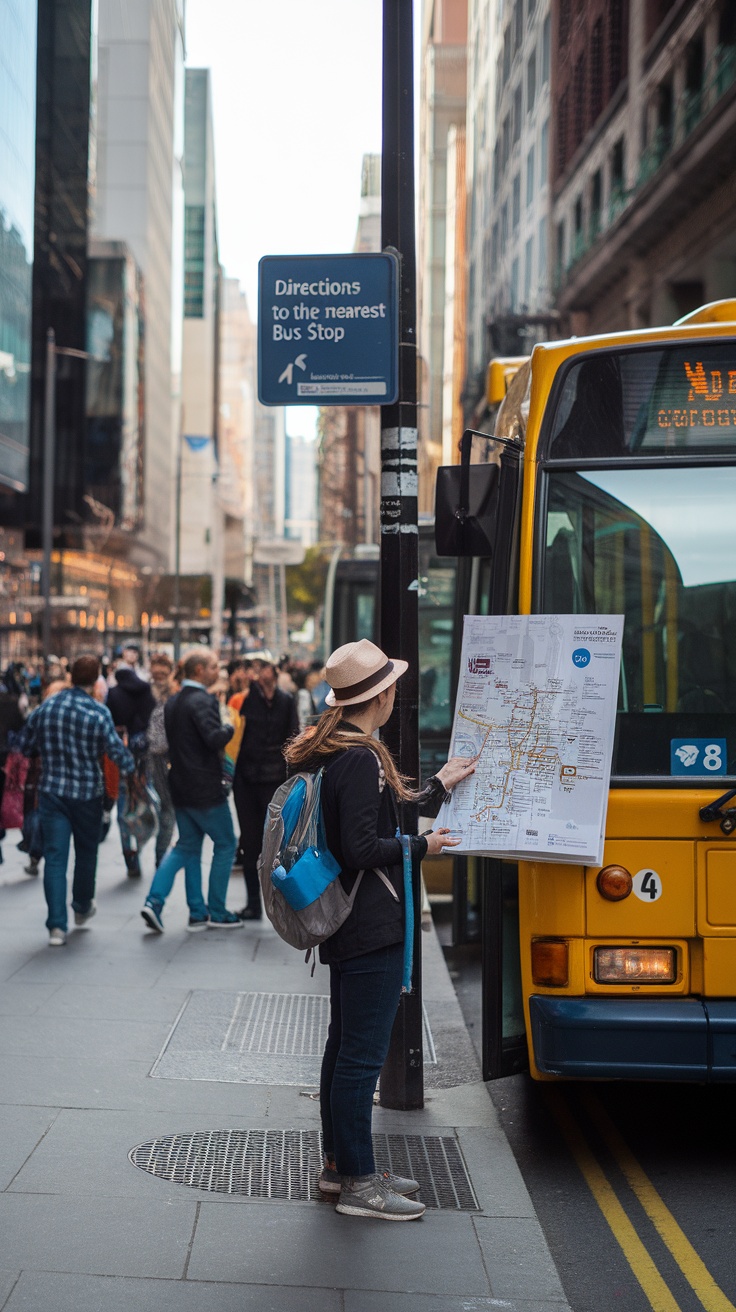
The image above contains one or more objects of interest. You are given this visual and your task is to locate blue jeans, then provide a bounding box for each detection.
[145,801,237,919]
[39,792,104,932]
[319,943,404,1177]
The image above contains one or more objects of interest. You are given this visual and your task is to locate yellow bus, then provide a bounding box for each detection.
[436,300,736,1082]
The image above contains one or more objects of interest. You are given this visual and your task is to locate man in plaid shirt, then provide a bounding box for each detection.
[22,654,135,945]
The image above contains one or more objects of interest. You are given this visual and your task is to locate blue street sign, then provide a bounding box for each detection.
[258,253,399,406]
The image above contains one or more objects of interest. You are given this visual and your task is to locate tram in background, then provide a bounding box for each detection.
[436,300,736,1083]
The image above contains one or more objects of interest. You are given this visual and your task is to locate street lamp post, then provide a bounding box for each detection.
[379,0,423,1111]
[41,330,93,660]
[41,330,56,657]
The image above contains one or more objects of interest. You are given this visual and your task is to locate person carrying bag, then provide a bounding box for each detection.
[283,639,475,1222]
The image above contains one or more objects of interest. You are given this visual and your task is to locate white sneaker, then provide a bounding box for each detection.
[74,901,97,928]
[48,928,66,947]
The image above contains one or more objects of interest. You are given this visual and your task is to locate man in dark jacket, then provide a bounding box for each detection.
[140,648,241,933]
[107,663,156,877]
[233,659,298,919]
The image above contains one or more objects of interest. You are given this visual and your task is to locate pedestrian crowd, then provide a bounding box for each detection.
[0,637,475,1222]
[0,645,322,941]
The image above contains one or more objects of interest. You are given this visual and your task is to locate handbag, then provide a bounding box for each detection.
[434,429,500,557]
[0,752,29,830]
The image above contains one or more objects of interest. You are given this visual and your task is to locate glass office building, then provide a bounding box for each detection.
[0,0,38,492]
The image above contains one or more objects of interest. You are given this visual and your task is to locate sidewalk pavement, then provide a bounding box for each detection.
[0,821,572,1312]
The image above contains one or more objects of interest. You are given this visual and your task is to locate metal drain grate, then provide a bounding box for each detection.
[150,991,438,1084]
[222,993,330,1056]
[129,1129,478,1210]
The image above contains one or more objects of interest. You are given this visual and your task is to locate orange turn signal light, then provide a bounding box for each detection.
[531,938,569,987]
[596,865,633,901]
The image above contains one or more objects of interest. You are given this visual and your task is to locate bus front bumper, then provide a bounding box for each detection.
[530,996,736,1081]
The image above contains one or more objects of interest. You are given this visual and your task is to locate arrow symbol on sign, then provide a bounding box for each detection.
[278,354,308,386]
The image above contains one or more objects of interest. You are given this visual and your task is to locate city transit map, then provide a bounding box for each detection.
[436,614,623,865]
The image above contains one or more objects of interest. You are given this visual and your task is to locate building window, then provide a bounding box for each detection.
[511,257,519,310]
[590,168,602,238]
[184,205,205,318]
[527,51,536,112]
[573,54,587,148]
[608,0,625,97]
[540,117,549,185]
[492,220,499,266]
[512,173,521,229]
[542,12,551,84]
[501,202,509,248]
[513,84,522,142]
[557,90,569,175]
[538,216,548,289]
[611,135,625,195]
[559,0,571,46]
[493,141,501,195]
[502,113,511,170]
[503,25,511,82]
[514,0,523,53]
[524,235,534,305]
[526,146,535,206]
[555,220,565,275]
[590,18,603,122]
[528,0,536,16]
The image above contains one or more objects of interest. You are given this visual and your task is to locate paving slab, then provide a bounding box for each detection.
[0,1194,196,1278]
[0,1014,170,1061]
[0,981,59,1017]
[456,1127,538,1218]
[473,1217,569,1303]
[0,1105,59,1190]
[188,1199,491,1294]
[38,983,188,1022]
[3,1272,343,1312]
[346,1295,571,1312]
[0,1271,20,1308]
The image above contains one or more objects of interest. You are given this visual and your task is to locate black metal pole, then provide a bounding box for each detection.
[41,329,56,660]
[379,0,423,1111]
[173,435,182,661]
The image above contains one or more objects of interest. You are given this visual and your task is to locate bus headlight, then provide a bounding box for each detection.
[594,947,676,983]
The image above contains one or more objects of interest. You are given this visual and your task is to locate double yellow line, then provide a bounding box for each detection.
[547,1087,735,1312]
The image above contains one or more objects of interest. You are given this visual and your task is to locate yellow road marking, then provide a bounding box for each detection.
[582,1090,736,1312]
[546,1088,683,1312]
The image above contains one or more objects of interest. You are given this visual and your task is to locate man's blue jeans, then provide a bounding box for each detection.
[319,943,404,1177]
[146,801,237,919]
[39,792,104,932]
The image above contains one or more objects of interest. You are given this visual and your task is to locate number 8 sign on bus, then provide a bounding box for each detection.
[670,738,727,775]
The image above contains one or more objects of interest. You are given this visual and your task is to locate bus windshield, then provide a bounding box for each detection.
[543,465,736,779]
[546,342,736,457]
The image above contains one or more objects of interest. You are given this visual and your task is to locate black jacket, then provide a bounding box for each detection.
[164,685,233,809]
[235,682,299,785]
[315,744,431,964]
[106,669,156,738]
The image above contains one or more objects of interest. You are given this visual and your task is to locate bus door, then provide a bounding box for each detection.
[435,398,528,1076]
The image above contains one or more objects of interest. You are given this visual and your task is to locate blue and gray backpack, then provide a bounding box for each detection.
[258,765,415,990]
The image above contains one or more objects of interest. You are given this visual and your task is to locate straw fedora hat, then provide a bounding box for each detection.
[324,639,408,708]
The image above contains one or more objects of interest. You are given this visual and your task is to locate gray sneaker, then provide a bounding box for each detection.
[336,1173,426,1220]
[319,1159,420,1197]
[74,900,97,928]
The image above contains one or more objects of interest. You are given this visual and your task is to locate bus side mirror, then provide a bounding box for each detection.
[434,429,500,557]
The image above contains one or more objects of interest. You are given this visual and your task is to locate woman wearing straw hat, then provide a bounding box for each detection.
[284,638,476,1221]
